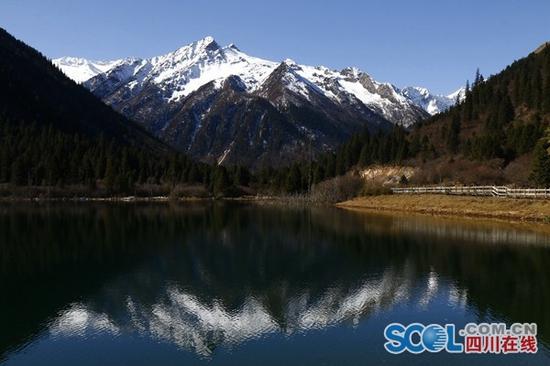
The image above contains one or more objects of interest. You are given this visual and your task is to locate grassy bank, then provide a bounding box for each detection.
[337,194,550,222]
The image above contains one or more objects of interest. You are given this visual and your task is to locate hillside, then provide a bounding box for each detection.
[258,43,550,195]
[0,28,231,196]
[405,43,550,186]
[3,25,548,197]
[0,28,165,151]
[53,37,464,168]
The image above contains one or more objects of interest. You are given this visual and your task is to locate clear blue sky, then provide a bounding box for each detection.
[1,0,549,94]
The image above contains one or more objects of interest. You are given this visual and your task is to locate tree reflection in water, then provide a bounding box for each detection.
[0,203,549,361]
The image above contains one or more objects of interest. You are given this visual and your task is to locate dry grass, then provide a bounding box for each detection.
[337,194,550,223]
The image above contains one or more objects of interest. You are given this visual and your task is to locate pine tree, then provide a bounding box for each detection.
[474,68,481,87]
[497,94,514,126]
[543,70,550,113]
[530,139,550,187]
[10,158,25,186]
[104,156,116,192]
[285,165,301,193]
[359,144,371,166]
[212,166,230,197]
[233,165,250,186]
[312,164,325,184]
[187,164,200,183]
[446,115,461,154]
[408,134,421,157]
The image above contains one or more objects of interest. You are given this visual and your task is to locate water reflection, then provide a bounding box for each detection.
[0,203,549,364]
[46,271,466,358]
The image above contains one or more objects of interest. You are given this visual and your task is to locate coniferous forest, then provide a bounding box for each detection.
[0,26,412,198]
[409,43,550,186]
[260,43,550,192]
[1,25,549,199]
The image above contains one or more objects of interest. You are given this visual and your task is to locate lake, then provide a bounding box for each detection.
[1,202,549,365]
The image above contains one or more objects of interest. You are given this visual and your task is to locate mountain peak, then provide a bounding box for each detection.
[55,56,90,66]
[52,57,127,83]
[447,87,466,101]
[170,36,221,60]
[196,35,218,49]
[55,38,456,125]
[401,86,463,115]
[405,86,430,96]
[282,58,297,66]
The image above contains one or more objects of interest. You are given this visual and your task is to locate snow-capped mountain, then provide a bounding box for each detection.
[53,37,455,167]
[52,57,130,84]
[447,87,467,104]
[55,38,433,122]
[401,86,465,115]
[53,40,457,119]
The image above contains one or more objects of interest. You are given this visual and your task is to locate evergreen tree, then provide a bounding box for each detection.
[359,144,371,167]
[10,157,25,185]
[312,164,325,184]
[497,94,514,126]
[474,68,481,86]
[543,70,550,113]
[104,157,116,192]
[446,115,461,154]
[212,165,231,197]
[187,164,200,183]
[233,165,250,186]
[530,139,550,187]
[285,165,301,193]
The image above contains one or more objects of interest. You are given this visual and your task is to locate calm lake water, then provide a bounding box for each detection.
[1,202,550,365]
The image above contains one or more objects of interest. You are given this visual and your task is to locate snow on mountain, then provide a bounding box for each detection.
[81,37,277,104]
[54,37,455,124]
[153,37,277,101]
[52,57,129,84]
[272,63,426,126]
[52,37,464,166]
[447,87,466,104]
[400,86,465,115]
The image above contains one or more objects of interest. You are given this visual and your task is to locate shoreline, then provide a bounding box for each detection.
[2,193,550,224]
[336,194,550,223]
[0,195,282,203]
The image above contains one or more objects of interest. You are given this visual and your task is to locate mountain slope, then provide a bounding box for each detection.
[54,37,438,167]
[52,57,130,84]
[54,38,457,118]
[0,27,210,192]
[0,28,165,151]
[408,42,550,186]
[130,65,389,167]
[401,86,465,115]
[54,39,461,119]
[267,42,550,191]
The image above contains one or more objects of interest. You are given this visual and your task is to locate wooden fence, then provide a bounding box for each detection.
[391,186,550,199]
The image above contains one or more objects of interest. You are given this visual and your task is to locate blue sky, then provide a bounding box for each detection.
[1,0,549,94]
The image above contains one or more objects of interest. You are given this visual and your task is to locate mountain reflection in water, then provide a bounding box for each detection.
[0,203,549,365]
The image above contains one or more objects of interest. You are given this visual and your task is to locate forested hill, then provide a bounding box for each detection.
[407,42,550,185]
[0,27,164,151]
[272,43,550,192]
[0,28,232,195]
[1,24,548,196]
